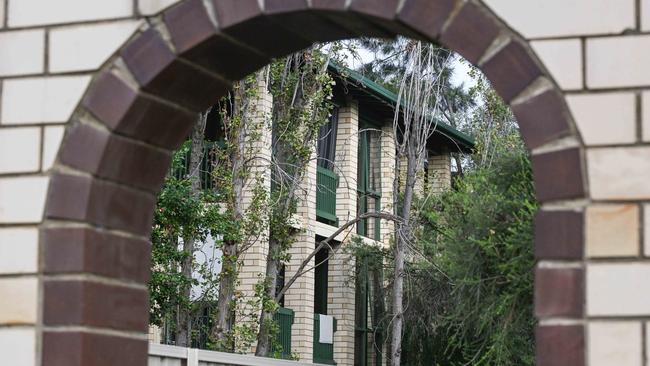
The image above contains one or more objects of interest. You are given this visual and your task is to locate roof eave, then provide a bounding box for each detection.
[328,63,476,152]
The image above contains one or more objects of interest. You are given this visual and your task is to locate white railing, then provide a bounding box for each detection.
[148,344,326,366]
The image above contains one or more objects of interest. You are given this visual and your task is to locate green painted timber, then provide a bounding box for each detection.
[328,62,475,152]
[356,130,381,241]
[273,307,295,360]
[313,314,338,365]
[316,166,339,225]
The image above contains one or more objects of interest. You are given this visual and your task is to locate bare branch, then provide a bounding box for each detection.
[274,211,403,302]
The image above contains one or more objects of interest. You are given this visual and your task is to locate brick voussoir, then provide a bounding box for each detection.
[42,331,148,366]
[216,0,368,54]
[349,0,422,39]
[397,0,458,41]
[58,122,110,177]
[211,0,263,29]
[46,173,156,236]
[120,28,176,87]
[43,280,149,332]
[121,27,231,112]
[264,0,309,14]
[265,6,358,43]
[165,0,271,81]
[117,92,196,149]
[439,1,501,65]
[531,147,586,202]
[42,227,151,283]
[82,71,197,150]
[86,179,156,236]
[310,0,346,10]
[536,325,585,366]
[349,0,399,21]
[45,173,94,222]
[482,40,545,103]
[535,266,584,318]
[512,90,574,150]
[309,0,396,39]
[58,124,171,192]
[311,10,395,40]
[153,60,231,110]
[535,210,584,260]
[213,7,314,58]
[163,0,217,54]
[100,136,171,192]
[83,71,139,131]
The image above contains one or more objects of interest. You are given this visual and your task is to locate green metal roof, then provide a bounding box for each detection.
[328,63,475,152]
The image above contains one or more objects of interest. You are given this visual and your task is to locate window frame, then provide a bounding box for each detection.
[356,117,382,241]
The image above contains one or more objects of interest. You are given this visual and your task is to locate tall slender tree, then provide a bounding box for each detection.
[390,41,452,366]
[209,69,271,351]
[356,38,475,175]
[255,48,335,356]
[175,110,210,347]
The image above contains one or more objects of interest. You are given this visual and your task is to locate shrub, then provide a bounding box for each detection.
[403,149,537,366]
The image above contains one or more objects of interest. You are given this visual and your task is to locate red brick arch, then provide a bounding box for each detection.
[41,0,587,365]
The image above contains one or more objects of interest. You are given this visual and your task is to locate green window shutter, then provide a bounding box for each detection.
[357,132,369,236]
[316,108,339,225]
[373,196,381,241]
[357,126,382,240]
[316,166,339,225]
[354,260,370,366]
[273,307,294,359]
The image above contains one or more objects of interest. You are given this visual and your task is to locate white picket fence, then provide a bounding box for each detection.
[148,344,326,366]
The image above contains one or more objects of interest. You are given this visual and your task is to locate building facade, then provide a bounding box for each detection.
[262,66,472,365]
[152,66,473,365]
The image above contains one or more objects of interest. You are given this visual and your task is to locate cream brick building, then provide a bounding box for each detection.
[2,1,650,365]
[158,65,472,364]
[262,66,470,365]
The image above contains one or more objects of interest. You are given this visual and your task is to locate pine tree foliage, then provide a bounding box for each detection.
[400,71,537,366]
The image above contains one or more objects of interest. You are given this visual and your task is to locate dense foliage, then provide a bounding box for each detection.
[149,142,226,329]
[347,145,537,366]
[400,68,537,364]
[346,46,537,364]
[402,149,537,366]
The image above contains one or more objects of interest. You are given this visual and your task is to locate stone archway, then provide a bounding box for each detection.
[39,1,585,365]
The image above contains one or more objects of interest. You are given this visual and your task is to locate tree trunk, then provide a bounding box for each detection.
[175,112,208,347]
[255,181,299,356]
[211,86,247,350]
[391,145,417,366]
[254,237,281,356]
[176,236,195,347]
[212,240,237,351]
